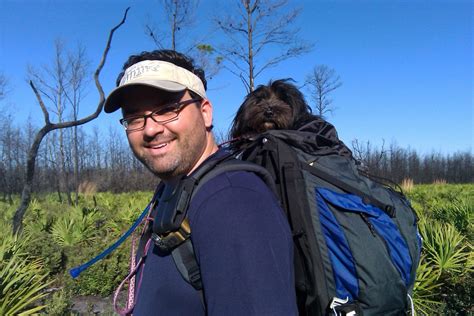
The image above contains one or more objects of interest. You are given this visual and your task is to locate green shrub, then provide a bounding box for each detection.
[412,256,443,315]
[51,206,102,247]
[65,244,131,297]
[7,186,470,314]
[418,220,471,277]
[0,232,51,315]
[44,289,73,316]
[24,230,65,275]
[411,185,474,315]
[431,200,473,241]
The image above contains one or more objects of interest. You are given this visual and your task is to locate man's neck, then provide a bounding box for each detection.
[162,136,219,185]
[187,134,219,175]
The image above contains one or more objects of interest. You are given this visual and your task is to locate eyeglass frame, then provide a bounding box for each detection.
[119,98,202,132]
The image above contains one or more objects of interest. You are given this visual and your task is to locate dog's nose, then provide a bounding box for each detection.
[264,107,274,118]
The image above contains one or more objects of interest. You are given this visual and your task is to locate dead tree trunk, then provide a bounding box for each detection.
[12,8,130,234]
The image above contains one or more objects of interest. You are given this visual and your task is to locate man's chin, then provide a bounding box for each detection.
[145,163,181,180]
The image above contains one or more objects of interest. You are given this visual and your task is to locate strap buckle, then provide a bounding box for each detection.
[151,218,191,252]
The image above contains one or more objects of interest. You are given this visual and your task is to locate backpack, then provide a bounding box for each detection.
[151,118,422,316]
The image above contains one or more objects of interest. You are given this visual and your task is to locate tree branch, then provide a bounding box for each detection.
[29,81,51,125]
[93,7,130,113]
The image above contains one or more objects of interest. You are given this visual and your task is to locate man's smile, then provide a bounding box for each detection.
[142,138,178,157]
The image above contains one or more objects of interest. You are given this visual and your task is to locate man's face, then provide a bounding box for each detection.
[120,86,214,180]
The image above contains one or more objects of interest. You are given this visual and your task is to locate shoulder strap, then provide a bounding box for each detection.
[194,158,277,198]
[153,153,275,240]
[172,238,203,290]
[165,154,276,291]
[136,184,165,260]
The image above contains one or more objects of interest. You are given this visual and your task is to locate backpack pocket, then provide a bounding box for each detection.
[315,187,412,314]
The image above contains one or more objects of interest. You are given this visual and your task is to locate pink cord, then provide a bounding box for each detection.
[113,257,141,315]
[127,234,137,310]
[113,215,154,315]
[134,239,151,300]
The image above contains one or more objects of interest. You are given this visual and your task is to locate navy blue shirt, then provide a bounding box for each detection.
[133,152,297,315]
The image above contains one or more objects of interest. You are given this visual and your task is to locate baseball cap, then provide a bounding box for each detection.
[104,60,207,113]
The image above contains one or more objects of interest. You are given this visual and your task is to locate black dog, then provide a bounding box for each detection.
[230,79,316,140]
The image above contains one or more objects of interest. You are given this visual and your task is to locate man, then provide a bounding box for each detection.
[104,50,297,315]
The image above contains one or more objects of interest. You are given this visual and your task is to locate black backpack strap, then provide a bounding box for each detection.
[171,237,206,308]
[195,158,277,197]
[152,154,275,293]
[137,184,165,260]
[171,238,203,290]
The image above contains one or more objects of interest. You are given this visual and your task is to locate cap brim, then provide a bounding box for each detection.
[104,81,187,113]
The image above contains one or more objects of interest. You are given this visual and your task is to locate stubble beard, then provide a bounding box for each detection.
[135,132,207,181]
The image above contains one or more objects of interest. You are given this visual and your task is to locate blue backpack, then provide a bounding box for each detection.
[151,118,422,315]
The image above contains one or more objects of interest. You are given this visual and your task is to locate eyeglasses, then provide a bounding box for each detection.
[120,98,201,132]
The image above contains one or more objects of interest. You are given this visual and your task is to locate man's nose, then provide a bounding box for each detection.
[143,116,165,136]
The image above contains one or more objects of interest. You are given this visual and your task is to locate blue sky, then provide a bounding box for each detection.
[0,0,472,154]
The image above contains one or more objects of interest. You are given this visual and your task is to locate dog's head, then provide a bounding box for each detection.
[230,79,315,139]
[232,95,294,137]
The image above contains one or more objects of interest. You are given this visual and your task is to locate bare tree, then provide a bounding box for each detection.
[90,126,103,170]
[0,114,16,204]
[305,65,342,117]
[351,138,387,175]
[28,42,91,206]
[4,123,472,196]
[146,0,198,51]
[0,72,7,100]
[12,8,130,234]
[0,74,12,202]
[407,148,421,181]
[29,40,73,204]
[389,142,407,183]
[145,0,222,80]
[215,0,312,92]
[67,45,91,205]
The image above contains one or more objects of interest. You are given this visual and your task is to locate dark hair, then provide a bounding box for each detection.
[116,50,207,92]
[230,78,316,139]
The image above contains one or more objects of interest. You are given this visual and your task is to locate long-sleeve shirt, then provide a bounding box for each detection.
[133,150,297,315]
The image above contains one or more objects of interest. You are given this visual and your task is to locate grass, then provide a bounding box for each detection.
[0,184,472,314]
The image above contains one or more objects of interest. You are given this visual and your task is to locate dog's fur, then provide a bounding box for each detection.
[230,79,316,140]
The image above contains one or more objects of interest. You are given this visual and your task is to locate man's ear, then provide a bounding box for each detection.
[200,99,213,129]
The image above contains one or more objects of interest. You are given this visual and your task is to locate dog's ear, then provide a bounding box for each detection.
[230,99,250,139]
[231,91,264,139]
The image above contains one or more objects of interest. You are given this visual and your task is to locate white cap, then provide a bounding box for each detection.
[104,60,207,113]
